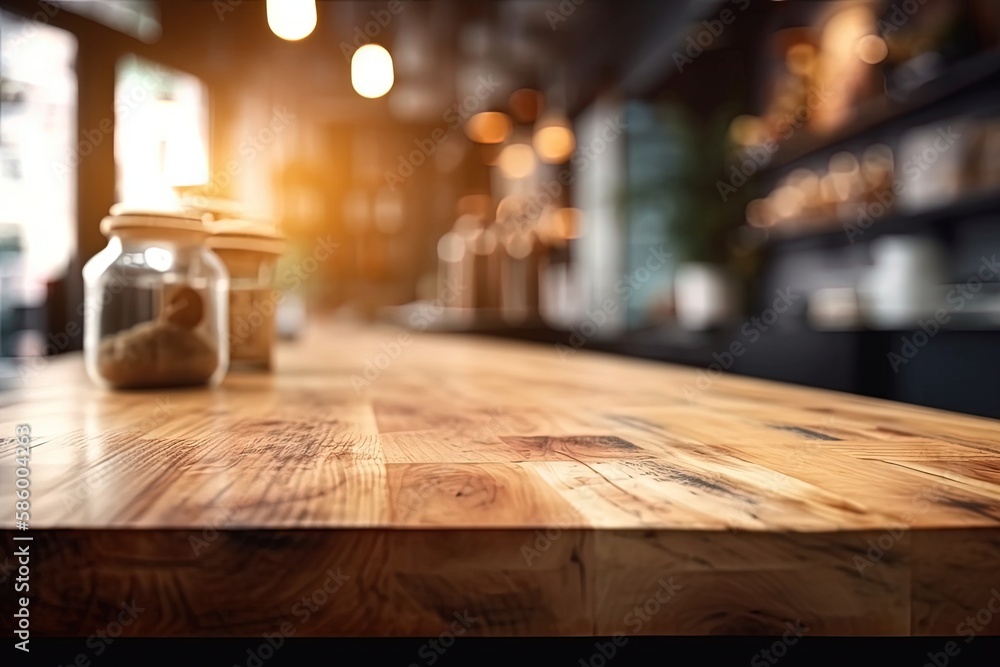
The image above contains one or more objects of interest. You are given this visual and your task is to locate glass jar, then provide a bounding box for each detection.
[82,206,229,389]
[208,221,285,371]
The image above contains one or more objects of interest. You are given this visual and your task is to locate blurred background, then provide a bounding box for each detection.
[1,0,999,417]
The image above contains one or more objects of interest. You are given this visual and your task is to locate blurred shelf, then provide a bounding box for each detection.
[762,187,1000,249]
[767,49,1000,175]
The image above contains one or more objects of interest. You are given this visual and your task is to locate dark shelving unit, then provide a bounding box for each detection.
[766,49,1000,176]
[762,188,1000,250]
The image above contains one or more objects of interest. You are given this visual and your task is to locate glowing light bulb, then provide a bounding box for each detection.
[498,144,537,180]
[266,0,317,41]
[532,115,576,164]
[352,44,394,99]
[465,112,512,144]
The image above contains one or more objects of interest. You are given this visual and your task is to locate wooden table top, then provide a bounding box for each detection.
[6,322,999,532]
[2,322,999,637]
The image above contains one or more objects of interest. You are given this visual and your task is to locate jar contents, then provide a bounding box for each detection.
[228,287,277,369]
[97,287,219,388]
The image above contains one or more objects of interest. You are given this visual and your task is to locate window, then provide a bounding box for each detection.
[0,10,77,305]
[114,54,209,207]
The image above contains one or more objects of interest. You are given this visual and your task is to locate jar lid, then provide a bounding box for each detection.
[208,219,286,255]
[178,195,244,221]
[101,204,211,237]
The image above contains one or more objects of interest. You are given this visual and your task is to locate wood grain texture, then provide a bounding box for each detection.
[1,321,999,637]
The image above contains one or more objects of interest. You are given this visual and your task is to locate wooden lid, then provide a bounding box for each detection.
[101,204,211,238]
[208,219,286,255]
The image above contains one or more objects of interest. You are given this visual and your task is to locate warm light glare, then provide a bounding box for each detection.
[504,231,535,260]
[745,199,776,228]
[771,186,803,219]
[374,190,404,234]
[457,194,493,218]
[437,232,466,263]
[498,144,537,179]
[465,112,513,144]
[829,151,860,174]
[857,34,889,64]
[143,247,173,272]
[266,0,316,41]
[728,114,767,147]
[861,144,894,186]
[352,44,395,99]
[551,208,581,239]
[533,116,576,164]
[785,43,817,76]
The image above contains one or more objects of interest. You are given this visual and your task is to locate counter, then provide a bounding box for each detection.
[2,323,999,636]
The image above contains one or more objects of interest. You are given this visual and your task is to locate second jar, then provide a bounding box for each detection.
[208,221,286,371]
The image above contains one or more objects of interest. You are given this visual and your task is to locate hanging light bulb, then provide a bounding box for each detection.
[533,114,576,164]
[266,0,317,41]
[352,44,395,99]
